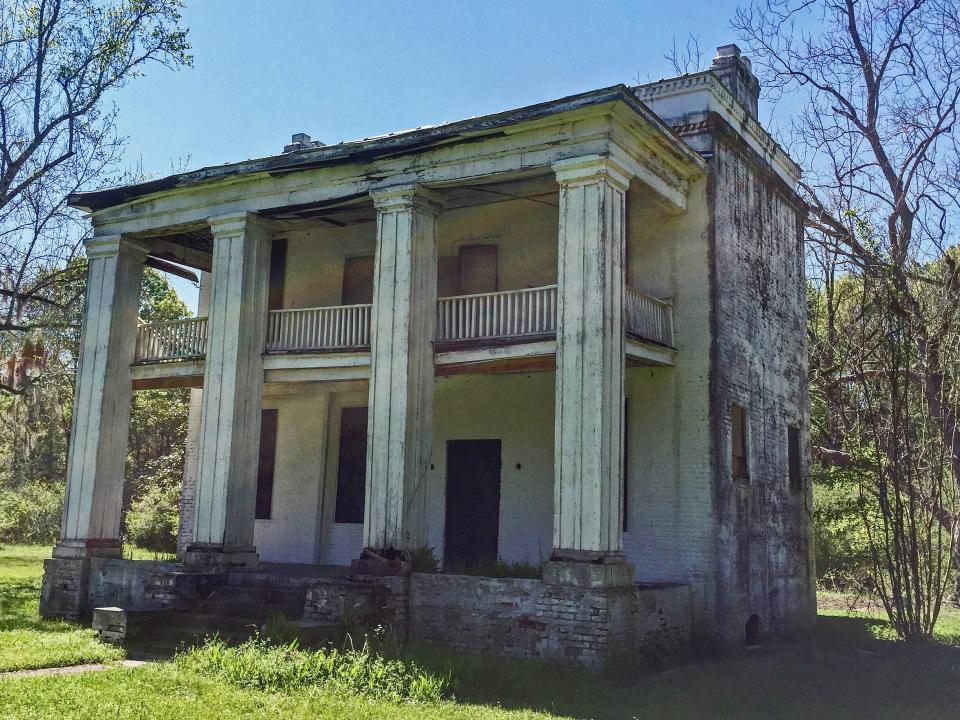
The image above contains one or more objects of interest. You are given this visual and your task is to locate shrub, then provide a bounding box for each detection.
[175,637,449,703]
[125,481,179,554]
[0,479,63,544]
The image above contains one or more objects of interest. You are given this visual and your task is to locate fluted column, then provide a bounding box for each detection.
[552,156,629,560]
[186,212,272,567]
[54,235,147,559]
[363,185,442,554]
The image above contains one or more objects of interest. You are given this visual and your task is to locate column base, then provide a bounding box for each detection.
[41,555,92,620]
[351,548,411,576]
[53,538,123,559]
[544,552,635,588]
[183,543,259,569]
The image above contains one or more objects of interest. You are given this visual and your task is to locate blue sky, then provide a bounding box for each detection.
[111,0,747,306]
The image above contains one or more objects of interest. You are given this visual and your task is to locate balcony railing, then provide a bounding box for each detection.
[266,304,372,352]
[625,289,674,347]
[437,285,557,343]
[132,285,674,363]
[135,317,208,363]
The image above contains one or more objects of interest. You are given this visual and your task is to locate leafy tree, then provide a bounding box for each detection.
[736,0,960,637]
[1,0,191,394]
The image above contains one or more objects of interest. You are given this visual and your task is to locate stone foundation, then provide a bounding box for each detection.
[50,558,691,669]
[409,573,690,669]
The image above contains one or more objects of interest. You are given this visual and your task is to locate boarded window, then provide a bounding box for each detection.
[341,255,375,305]
[731,404,750,480]
[334,406,368,524]
[458,244,498,294]
[268,239,287,311]
[255,409,279,520]
[788,425,802,490]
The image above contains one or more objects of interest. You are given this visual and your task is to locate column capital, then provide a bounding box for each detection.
[207,211,273,239]
[84,234,149,261]
[370,184,444,215]
[552,155,632,191]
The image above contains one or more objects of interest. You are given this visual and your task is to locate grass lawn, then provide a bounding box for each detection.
[1,545,960,719]
[0,545,124,673]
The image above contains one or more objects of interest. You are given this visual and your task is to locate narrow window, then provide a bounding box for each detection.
[255,409,279,520]
[341,255,375,305]
[788,425,802,491]
[458,244,498,294]
[731,404,750,480]
[268,239,287,311]
[623,398,630,532]
[335,406,369,524]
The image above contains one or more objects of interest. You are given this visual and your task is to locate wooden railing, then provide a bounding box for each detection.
[132,286,674,363]
[135,317,208,362]
[436,285,557,343]
[625,289,674,347]
[266,303,372,352]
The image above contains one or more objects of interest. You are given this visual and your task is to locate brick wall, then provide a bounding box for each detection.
[706,119,816,645]
[408,574,690,669]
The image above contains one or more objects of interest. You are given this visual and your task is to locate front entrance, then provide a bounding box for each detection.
[444,439,502,570]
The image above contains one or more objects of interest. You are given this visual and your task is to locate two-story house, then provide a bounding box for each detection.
[40,46,814,667]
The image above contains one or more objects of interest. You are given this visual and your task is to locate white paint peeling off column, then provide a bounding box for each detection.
[188,213,272,564]
[364,185,442,552]
[56,235,147,558]
[552,156,629,557]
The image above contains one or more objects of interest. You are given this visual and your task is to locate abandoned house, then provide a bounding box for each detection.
[40,45,815,667]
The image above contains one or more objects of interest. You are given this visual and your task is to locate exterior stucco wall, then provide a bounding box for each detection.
[428,372,556,566]
[624,178,717,640]
[707,133,815,645]
[280,196,558,313]
[253,387,330,563]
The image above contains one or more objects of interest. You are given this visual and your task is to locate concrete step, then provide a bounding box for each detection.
[196,586,307,621]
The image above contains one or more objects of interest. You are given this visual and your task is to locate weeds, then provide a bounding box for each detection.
[175,635,450,703]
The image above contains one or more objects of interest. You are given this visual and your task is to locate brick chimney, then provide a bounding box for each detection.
[283,132,324,153]
[710,44,760,119]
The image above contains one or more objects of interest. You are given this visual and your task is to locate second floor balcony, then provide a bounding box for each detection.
[132,284,674,366]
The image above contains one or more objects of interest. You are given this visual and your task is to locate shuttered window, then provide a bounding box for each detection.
[788,426,802,491]
[335,406,369,524]
[731,404,750,480]
[255,409,279,520]
[268,239,287,311]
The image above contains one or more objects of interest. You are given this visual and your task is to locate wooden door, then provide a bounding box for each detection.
[444,439,502,569]
[341,255,375,305]
[458,244,498,295]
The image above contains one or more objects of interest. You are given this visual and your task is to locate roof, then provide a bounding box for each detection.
[69,84,705,212]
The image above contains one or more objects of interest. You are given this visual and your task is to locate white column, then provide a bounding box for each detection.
[56,235,147,559]
[187,213,272,566]
[552,156,629,559]
[363,185,442,553]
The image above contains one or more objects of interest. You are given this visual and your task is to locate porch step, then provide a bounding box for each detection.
[225,565,352,590]
[196,586,307,621]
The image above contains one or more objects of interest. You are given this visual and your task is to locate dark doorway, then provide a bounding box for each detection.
[334,406,368,524]
[445,439,502,569]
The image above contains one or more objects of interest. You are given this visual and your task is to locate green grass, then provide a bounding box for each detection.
[1,545,959,718]
[0,545,124,673]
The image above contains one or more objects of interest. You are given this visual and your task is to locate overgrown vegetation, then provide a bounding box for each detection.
[0,545,124,672]
[174,636,449,703]
[736,0,960,637]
